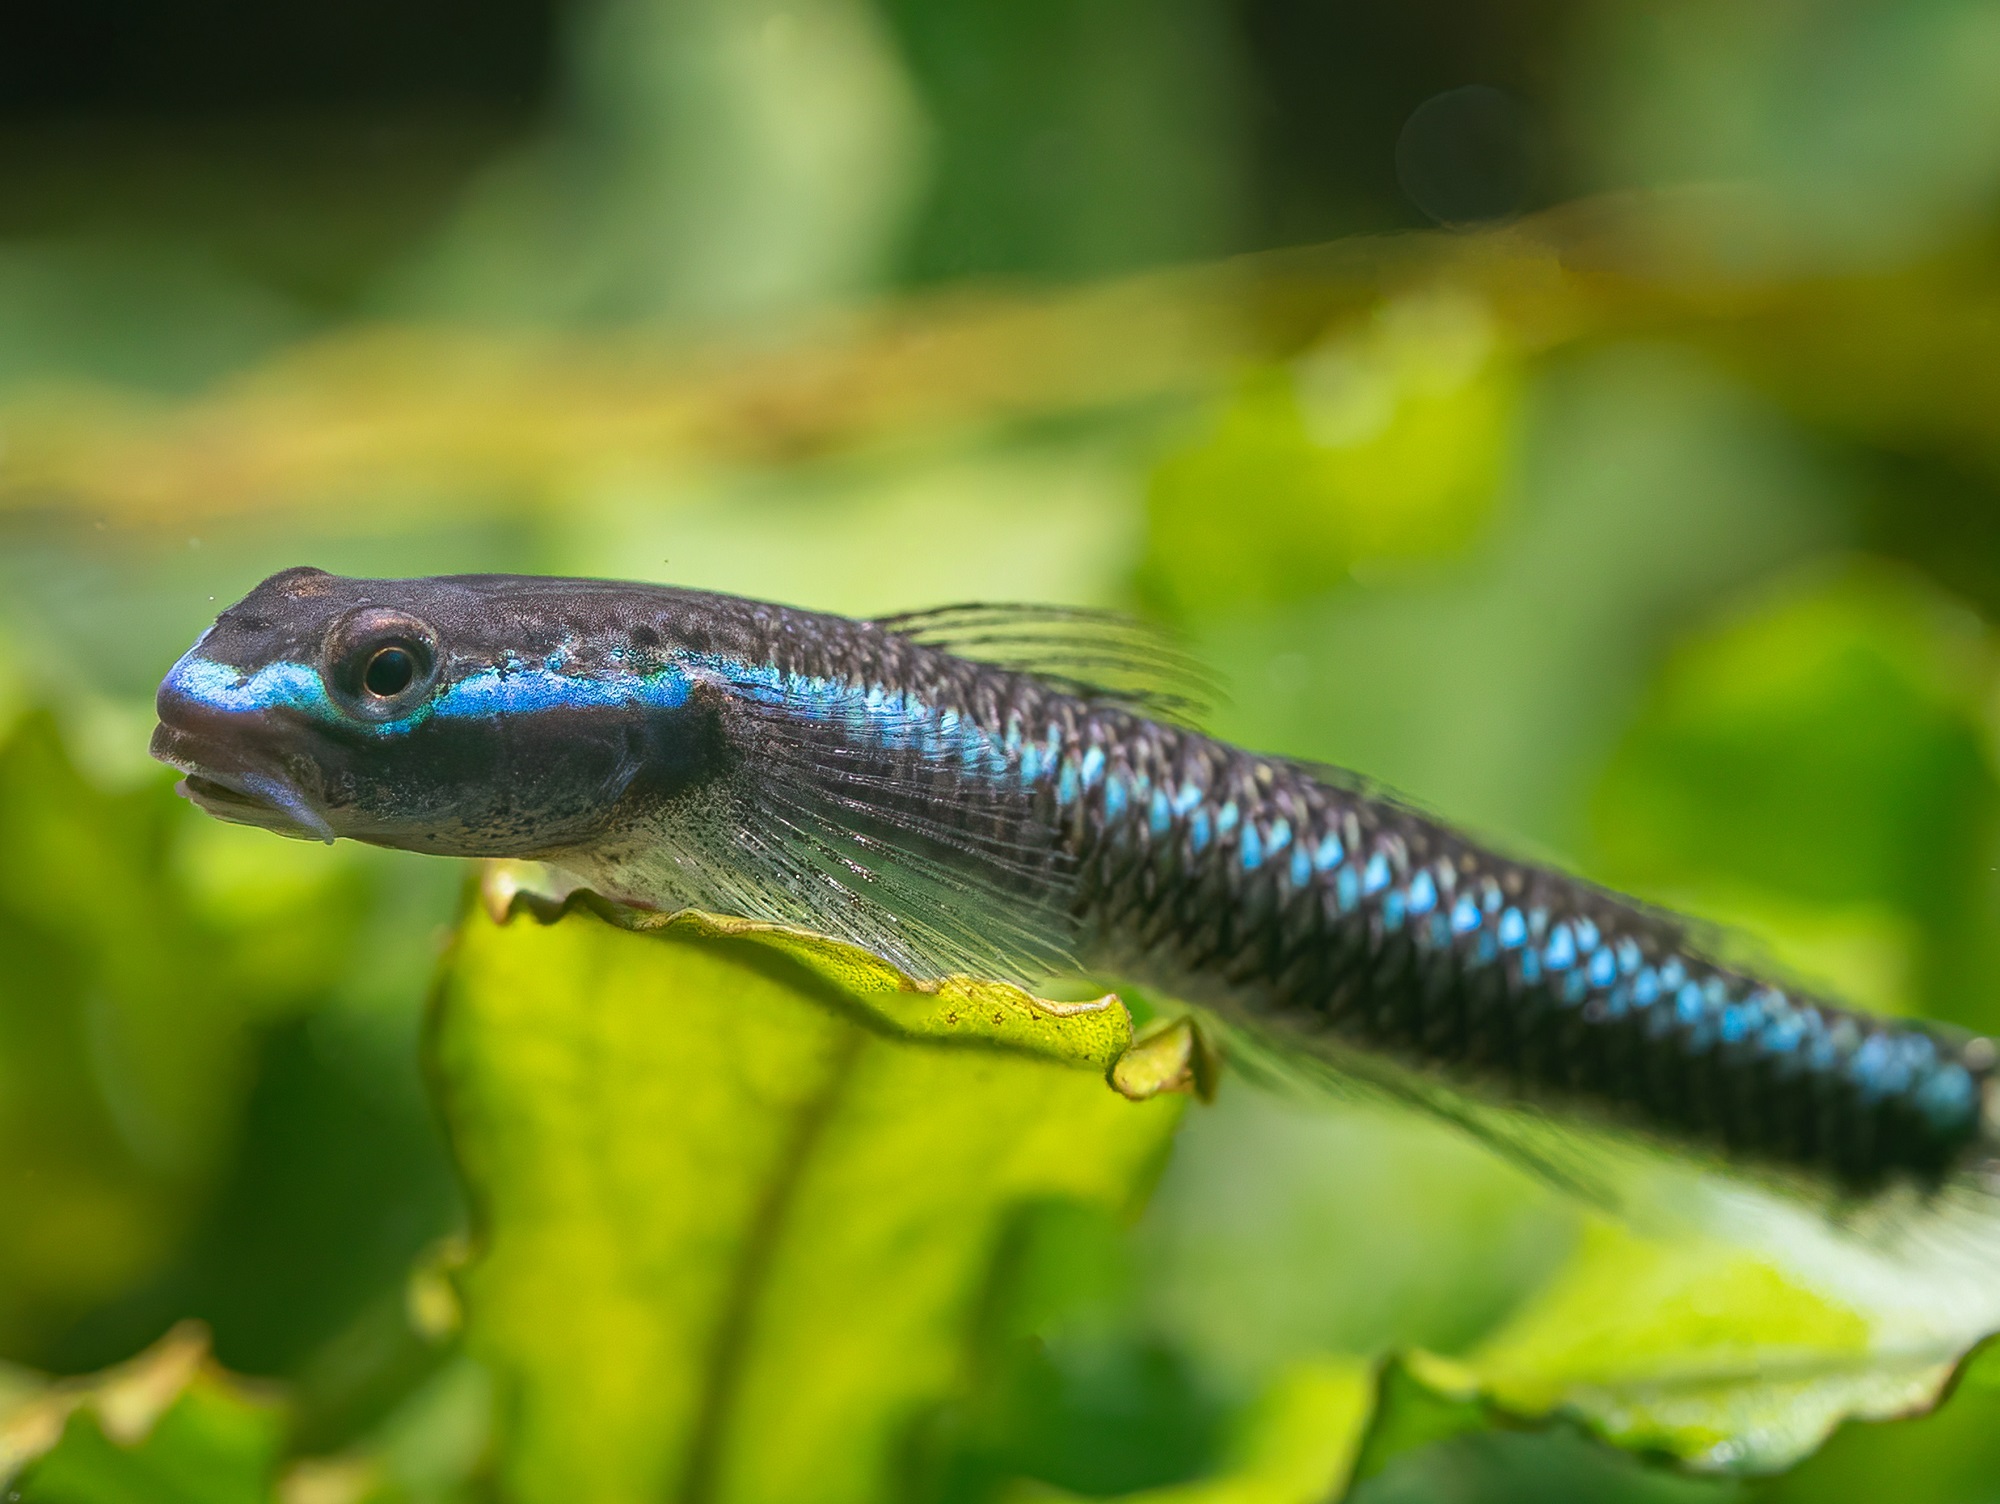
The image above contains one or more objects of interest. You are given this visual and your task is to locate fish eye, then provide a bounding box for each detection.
[326,608,440,718]
[362,643,420,699]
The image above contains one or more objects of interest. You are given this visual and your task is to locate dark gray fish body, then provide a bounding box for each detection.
[153,567,1997,1202]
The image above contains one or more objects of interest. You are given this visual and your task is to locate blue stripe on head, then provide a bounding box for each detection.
[433,663,694,722]
[166,648,699,737]
[165,652,338,721]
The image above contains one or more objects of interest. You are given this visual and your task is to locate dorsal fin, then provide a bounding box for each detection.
[873,603,1215,724]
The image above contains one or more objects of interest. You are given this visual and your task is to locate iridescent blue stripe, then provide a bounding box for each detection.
[163,651,697,737]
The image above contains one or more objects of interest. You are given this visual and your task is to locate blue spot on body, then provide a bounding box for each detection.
[1497,908,1527,949]
[1240,824,1264,869]
[1267,818,1292,854]
[1633,968,1659,1006]
[1574,918,1600,952]
[1406,871,1437,915]
[1563,970,1589,1004]
[1189,810,1212,854]
[1290,844,1313,888]
[1380,891,1406,930]
[1103,775,1128,819]
[1314,833,1345,871]
[1587,948,1616,987]
[1057,762,1081,806]
[1616,938,1642,976]
[1335,866,1360,911]
[1675,983,1706,1026]
[1915,1064,1978,1129]
[1543,925,1576,971]
[1518,951,1542,985]
[1761,1014,1805,1056]
[1850,1034,1910,1099]
[1149,789,1172,834]
[1173,783,1203,816]
[1217,801,1239,835]
[1080,746,1106,789]
[1020,745,1043,782]
[1450,896,1481,934]
[1363,853,1391,895]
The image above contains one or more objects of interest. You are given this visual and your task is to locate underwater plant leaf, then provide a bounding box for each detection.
[1383,1214,1994,1475]
[2,1322,285,1502]
[479,860,1135,1072]
[432,896,1183,1504]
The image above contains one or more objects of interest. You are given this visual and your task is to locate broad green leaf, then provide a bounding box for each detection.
[432,898,1183,1504]
[2,1322,284,1503]
[477,861,1135,1074]
[1387,1214,1988,1474]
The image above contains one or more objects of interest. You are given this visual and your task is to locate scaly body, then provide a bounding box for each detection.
[153,568,1996,1201]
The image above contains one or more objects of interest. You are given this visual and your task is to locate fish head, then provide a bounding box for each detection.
[151,567,721,858]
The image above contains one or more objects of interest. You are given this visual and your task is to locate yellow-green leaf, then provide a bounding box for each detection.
[1392,1214,1985,1473]
[432,900,1183,1504]
[479,860,1135,1072]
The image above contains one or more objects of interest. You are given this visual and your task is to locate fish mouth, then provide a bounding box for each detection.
[150,723,337,844]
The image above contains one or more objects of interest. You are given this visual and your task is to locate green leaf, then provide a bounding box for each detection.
[477,861,1136,1075]
[3,1322,285,1504]
[1385,1214,1986,1475]
[431,898,1184,1504]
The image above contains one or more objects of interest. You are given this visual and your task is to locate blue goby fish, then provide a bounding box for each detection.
[152,567,1998,1220]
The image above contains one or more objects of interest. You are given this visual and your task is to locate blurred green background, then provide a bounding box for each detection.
[5,0,2000,1498]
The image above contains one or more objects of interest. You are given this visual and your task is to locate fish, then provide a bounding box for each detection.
[152,565,2000,1225]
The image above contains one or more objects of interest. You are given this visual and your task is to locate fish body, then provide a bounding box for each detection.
[154,567,1997,1204]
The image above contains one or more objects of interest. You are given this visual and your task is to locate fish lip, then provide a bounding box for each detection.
[150,721,338,844]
